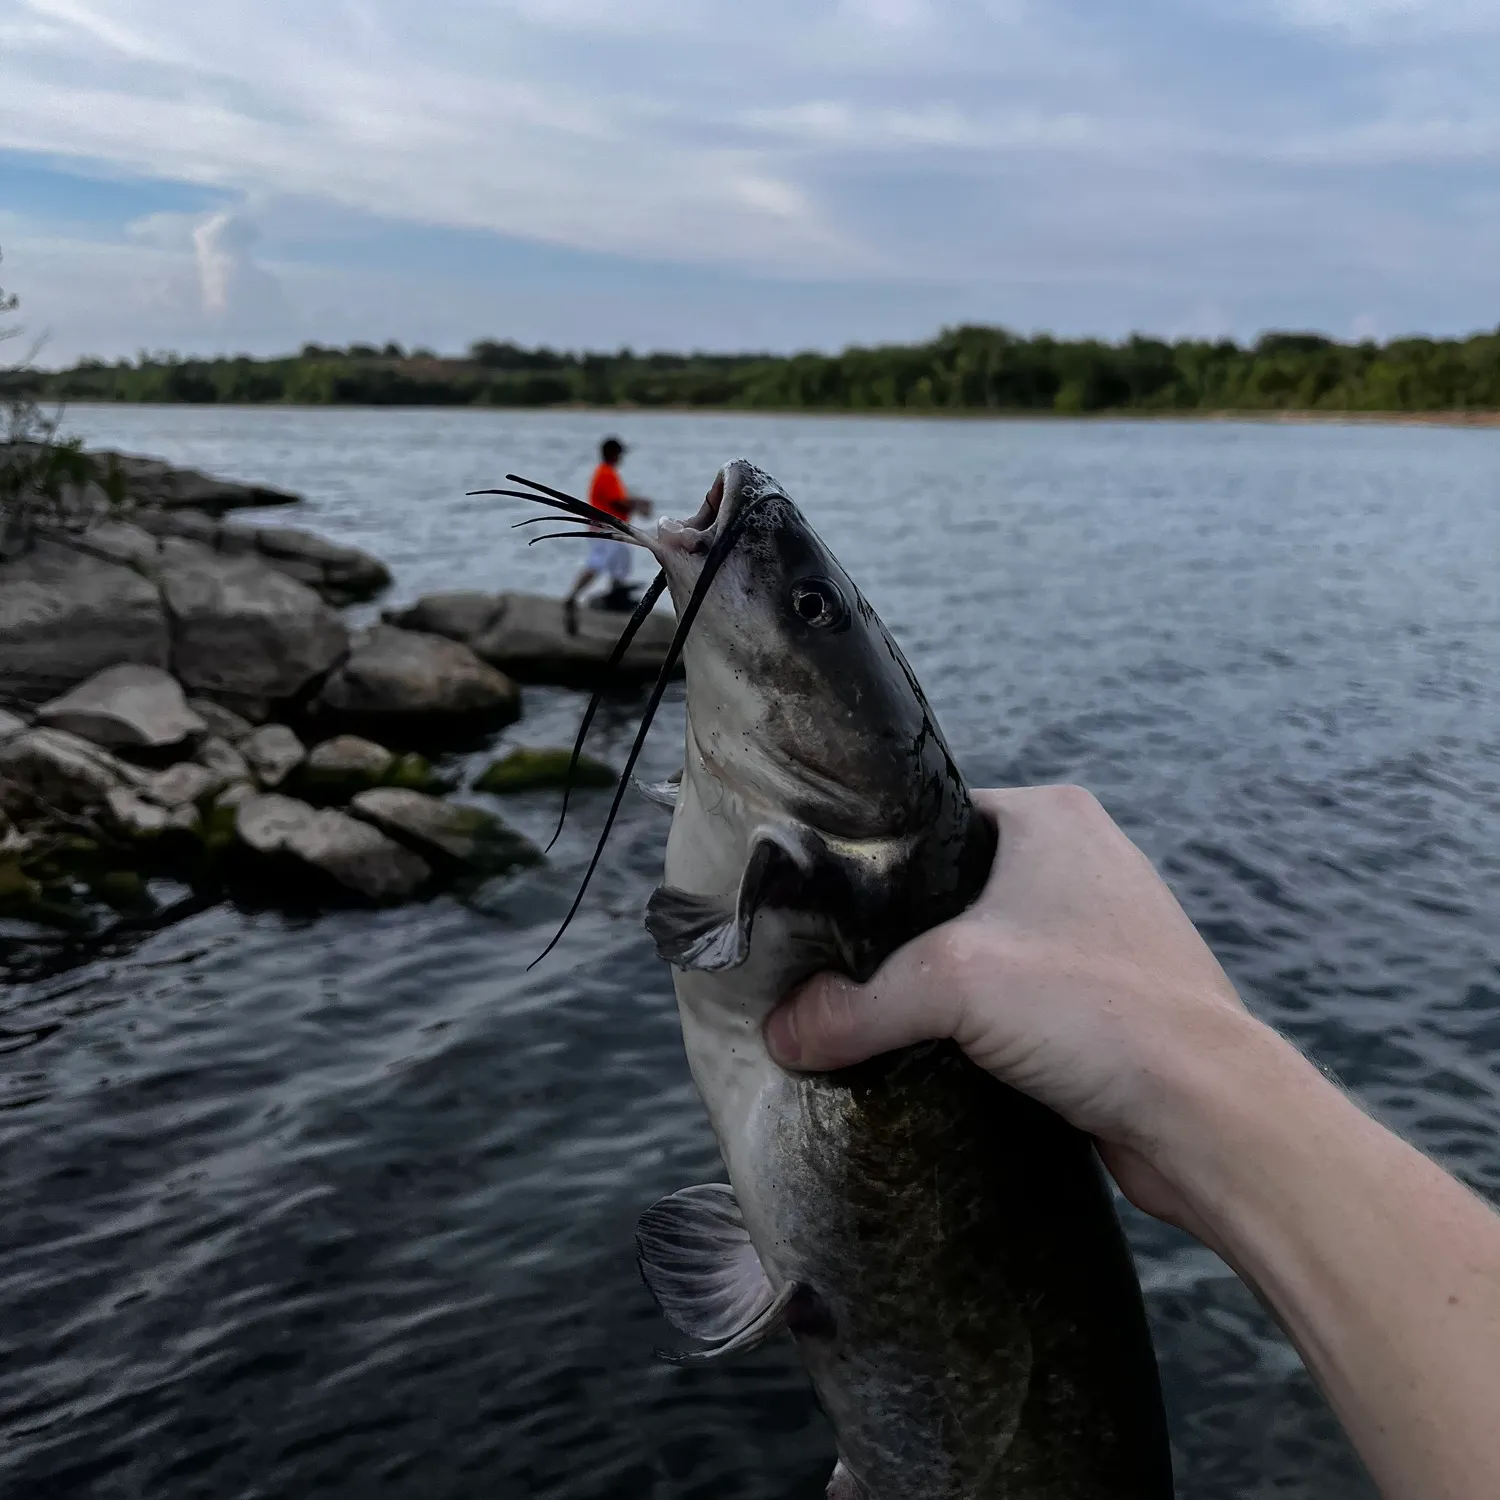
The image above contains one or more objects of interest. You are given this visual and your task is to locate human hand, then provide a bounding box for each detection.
[765,785,1280,1225]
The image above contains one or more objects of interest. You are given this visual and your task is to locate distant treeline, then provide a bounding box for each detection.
[44,325,1500,413]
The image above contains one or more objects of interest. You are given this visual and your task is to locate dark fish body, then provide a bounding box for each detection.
[633,461,1172,1498]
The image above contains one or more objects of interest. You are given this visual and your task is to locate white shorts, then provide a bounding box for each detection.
[586,537,632,580]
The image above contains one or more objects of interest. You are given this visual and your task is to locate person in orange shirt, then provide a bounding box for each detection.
[565,437,653,613]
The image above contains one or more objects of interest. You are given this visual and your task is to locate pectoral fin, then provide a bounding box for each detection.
[632,769,681,811]
[827,1461,869,1500]
[645,832,800,972]
[635,1183,797,1363]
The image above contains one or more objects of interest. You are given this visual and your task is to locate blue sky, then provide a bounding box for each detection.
[1,0,1497,361]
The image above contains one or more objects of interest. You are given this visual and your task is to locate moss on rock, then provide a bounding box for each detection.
[474,747,616,795]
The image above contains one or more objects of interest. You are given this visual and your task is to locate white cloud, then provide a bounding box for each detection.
[1,0,1498,350]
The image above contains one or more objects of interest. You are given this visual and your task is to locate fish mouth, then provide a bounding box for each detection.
[656,459,775,565]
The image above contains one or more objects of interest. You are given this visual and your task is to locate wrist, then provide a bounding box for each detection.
[1134,1007,1335,1247]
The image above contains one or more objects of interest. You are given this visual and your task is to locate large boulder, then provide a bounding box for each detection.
[0,727,145,819]
[471,593,679,686]
[36,664,206,752]
[157,538,348,712]
[0,536,170,706]
[309,625,520,745]
[351,788,543,876]
[382,592,505,643]
[234,793,431,904]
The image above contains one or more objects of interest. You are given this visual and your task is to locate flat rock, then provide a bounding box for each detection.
[310,625,520,744]
[241,724,305,789]
[249,526,392,605]
[351,788,543,874]
[97,449,300,514]
[300,735,394,803]
[471,592,679,686]
[235,793,431,903]
[474,746,617,794]
[0,728,144,819]
[105,786,173,839]
[158,538,349,707]
[194,735,252,785]
[142,510,391,605]
[0,535,170,706]
[188,699,255,742]
[145,761,222,809]
[67,520,162,570]
[36,663,207,751]
[213,779,257,811]
[382,592,505,643]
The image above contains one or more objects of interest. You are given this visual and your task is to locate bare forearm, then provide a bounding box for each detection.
[1157,1020,1500,1500]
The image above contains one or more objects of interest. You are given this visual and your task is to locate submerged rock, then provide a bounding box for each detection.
[234,793,431,904]
[474,746,617,794]
[299,735,394,804]
[0,536,170,707]
[36,663,206,752]
[350,788,543,875]
[240,724,305,789]
[309,625,520,745]
[157,538,349,710]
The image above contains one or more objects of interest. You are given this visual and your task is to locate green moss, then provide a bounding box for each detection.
[87,869,149,909]
[381,751,446,794]
[474,747,617,795]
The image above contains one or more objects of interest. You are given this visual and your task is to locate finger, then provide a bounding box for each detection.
[765,937,962,1072]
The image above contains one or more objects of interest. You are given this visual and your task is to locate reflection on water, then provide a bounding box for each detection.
[4,408,1500,1498]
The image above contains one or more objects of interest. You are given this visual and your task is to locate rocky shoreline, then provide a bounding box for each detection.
[0,446,674,942]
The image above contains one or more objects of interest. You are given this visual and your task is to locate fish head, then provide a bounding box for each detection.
[652,458,957,843]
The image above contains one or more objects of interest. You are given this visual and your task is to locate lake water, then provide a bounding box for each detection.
[5,406,1500,1499]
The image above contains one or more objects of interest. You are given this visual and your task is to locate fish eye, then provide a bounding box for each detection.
[789,578,848,630]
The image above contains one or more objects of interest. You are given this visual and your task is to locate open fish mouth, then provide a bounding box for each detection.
[656,459,782,570]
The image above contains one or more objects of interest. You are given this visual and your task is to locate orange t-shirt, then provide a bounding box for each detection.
[589,463,630,524]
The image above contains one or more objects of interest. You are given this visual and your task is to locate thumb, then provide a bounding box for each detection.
[765,939,959,1072]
